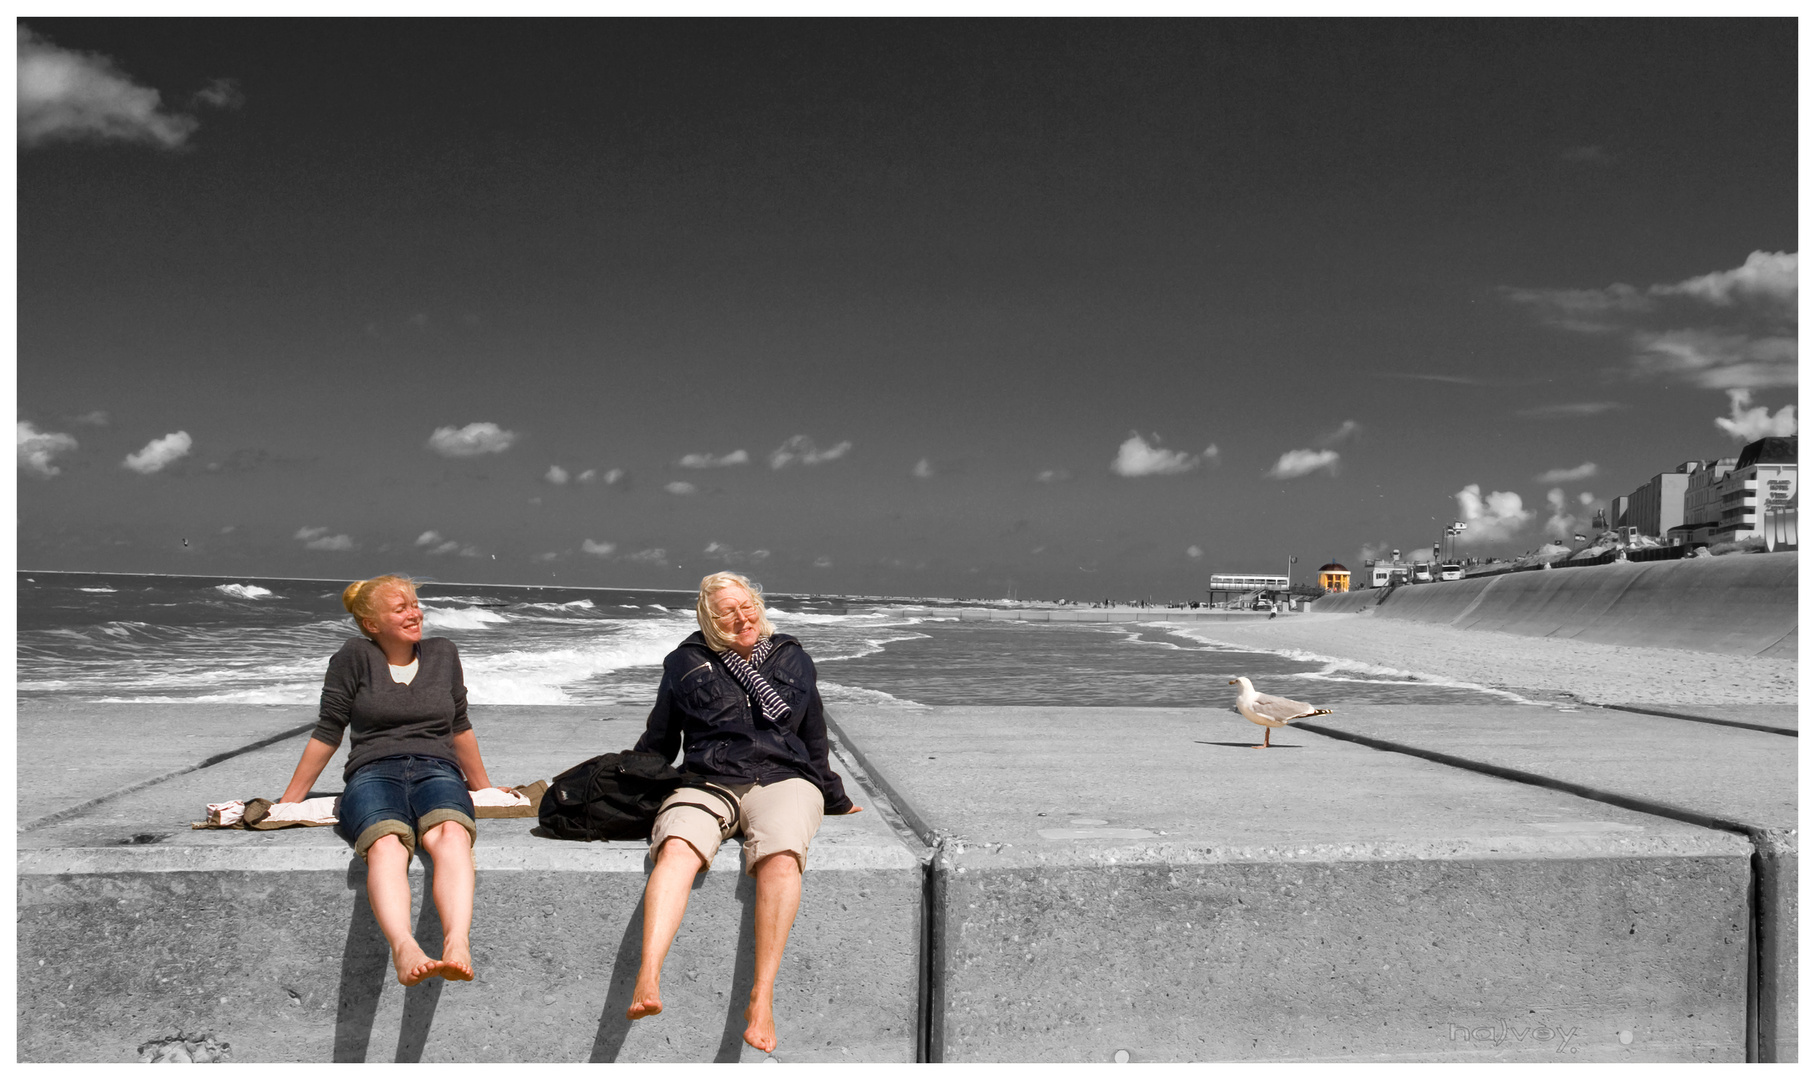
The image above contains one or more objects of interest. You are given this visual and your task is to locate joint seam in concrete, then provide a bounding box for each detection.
[1586,703,1796,738]
[824,712,939,849]
[20,721,319,833]
[1293,719,1782,1064]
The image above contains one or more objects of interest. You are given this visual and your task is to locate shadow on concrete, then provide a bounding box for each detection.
[394,853,447,1062]
[1195,740,1302,749]
[714,872,760,1062]
[587,888,649,1062]
[331,856,448,1062]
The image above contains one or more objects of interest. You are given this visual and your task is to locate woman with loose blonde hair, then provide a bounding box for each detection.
[626,571,861,1054]
[276,574,501,986]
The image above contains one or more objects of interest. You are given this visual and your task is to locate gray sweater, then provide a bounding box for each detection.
[312,636,472,781]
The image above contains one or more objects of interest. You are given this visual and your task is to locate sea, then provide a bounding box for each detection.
[16,572,1516,713]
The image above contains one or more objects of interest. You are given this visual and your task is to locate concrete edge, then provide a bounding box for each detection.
[1590,703,1798,737]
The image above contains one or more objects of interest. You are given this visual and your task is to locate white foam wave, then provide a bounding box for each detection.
[97,684,317,704]
[215,583,275,600]
[461,623,683,705]
[422,605,512,629]
[819,680,928,709]
[78,586,117,593]
[808,630,932,663]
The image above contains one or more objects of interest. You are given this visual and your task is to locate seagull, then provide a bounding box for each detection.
[1228,676,1332,749]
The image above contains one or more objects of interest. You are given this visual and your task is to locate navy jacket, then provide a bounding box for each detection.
[634,631,854,814]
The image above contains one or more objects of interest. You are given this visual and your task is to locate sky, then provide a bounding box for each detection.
[11,18,1799,600]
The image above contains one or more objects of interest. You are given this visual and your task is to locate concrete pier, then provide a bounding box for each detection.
[829,703,1763,1062]
[16,698,1794,1061]
[16,705,924,1063]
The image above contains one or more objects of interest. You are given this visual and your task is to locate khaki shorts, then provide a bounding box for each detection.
[650,777,824,875]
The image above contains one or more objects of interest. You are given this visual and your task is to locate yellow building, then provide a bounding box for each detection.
[1317,562,1350,592]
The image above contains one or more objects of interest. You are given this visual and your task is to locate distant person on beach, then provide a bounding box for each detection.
[275,575,500,986]
[625,571,861,1054]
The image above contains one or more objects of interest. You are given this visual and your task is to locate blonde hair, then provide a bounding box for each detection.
[695,571,775,651]
[342,575,418,639]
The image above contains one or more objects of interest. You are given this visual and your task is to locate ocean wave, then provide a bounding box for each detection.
[460,624,682,705]
[421,605,513,629]
[521,598,597,612]
[215,583,275,600]
[819,681,928,708]
[96,684,317,705]
[808,629,932,663]
[77,586,117,593]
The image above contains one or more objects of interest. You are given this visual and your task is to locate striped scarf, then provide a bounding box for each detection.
[716,638,791,724]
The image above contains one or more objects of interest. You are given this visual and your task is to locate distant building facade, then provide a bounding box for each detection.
[1614,462,1696,538]
[1317,562,1350,592]
[1711,437,1798,544]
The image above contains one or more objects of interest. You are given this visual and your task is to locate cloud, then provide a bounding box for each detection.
[122,430,192,474]
[626,548,667,564]
[73,410,109,426]
[1268,448,1340,479]
[414,529,479,556]
[1035,469,1072,483]
[912,458,934,479]
[581,539,616,557]
[769,435,851,469]
[1317,420,1361,446]
[1111,432,1216,477]
[545,464,569,485]
[1535,462,1597,483]
[1516,401,1627,419]
[813,555,833,568]
[678,449,749,468]
[17,27,215,149]
[531,551,559,563]
[190,77,244,110]
[426,421,517,457]
[1714,389,1797,442]
[18,421,78,477]
[1503,251,1797,390]
[1186,545,1204,560]
[1379,372,1493,385]
[665,481,697,496]
[577,467,625,485]
[1543,488,1592,541]
[1454,484,1533,543]
[296,526,355,551]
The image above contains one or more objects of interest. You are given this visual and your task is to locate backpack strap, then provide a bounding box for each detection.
[665,780,742,834]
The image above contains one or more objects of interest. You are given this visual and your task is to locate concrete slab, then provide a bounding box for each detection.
[17,703,317,827]
[832,704,1753,1062]
[1298,702,1797,1062]
[16,705,924,1063]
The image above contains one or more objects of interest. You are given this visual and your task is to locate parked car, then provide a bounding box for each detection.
[1411,562,1434,583]
[1439,564,1463,581]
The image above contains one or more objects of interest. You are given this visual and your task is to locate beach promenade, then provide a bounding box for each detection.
[15,557,1798,1062]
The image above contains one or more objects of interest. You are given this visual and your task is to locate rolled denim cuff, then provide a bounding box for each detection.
[352,819,416,861]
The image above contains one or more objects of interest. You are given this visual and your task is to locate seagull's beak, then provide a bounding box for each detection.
[1228,679,1238,685]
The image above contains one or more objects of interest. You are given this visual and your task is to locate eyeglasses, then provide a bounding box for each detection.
[709,602,760,625]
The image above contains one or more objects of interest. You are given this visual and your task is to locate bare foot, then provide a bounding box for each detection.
[392,940,441,986]
[743,994,777,1053]
[626,974,663,1020]
[440,937,474,982]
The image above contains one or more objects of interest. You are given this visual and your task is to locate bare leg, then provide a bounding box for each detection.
[1254,727,1273,750]
[744,852,803,1053]
[628,837,707,1020]
[365,834,439,985]
[422,821,476,981]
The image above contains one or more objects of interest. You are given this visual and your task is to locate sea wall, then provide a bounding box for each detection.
[18,697,1797,1062]
[1310,552,1796,658]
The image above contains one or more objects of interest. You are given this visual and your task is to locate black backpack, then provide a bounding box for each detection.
[537,750,740,842]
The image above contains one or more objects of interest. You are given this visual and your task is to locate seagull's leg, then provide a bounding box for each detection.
[1254,727,1271,750]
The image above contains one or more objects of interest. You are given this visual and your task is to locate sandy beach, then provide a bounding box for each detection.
[1167,611,1798,706]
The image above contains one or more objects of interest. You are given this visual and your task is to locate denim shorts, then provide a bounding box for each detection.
[334,754,476,860]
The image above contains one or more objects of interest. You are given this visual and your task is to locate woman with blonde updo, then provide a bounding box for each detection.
[276,574,500,986]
